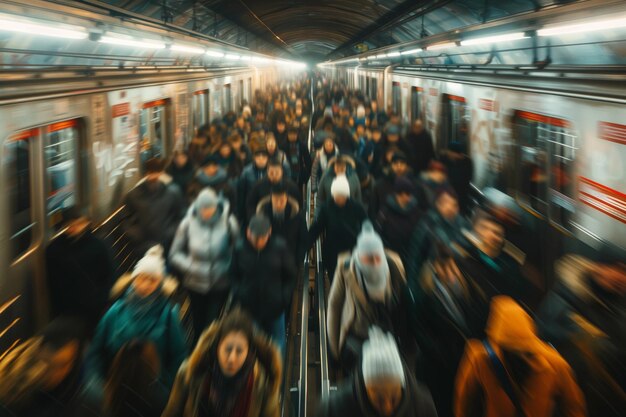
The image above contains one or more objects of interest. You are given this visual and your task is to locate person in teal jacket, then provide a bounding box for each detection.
[86,245,188,390]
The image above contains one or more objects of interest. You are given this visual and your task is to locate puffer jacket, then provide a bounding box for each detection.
[455,296,586,417]
[161,319,281,417]
[169,199,239,294]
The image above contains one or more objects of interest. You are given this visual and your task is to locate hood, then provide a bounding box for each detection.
[327,155,356,172]
[195,167,228,187]
[184,319,282,394]
[187,198,230,227]
[485,296,543,354]
[256,195,300,220]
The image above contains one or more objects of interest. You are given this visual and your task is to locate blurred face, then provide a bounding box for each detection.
[254,154,268,169]
[288,131,298,142]
[267,165,283,183]
[219,145,232,158]
[40,341,80,390]
[133,273,161,298]
[334,163,346,176]
[359,252,383,267]
[387,133,399,143]
[200,206,217,221]
[436,192,459,221]
[175,153,188,167]
[428,170,447,183]
[203,163,219,177]
[247,229,271,251]
[217,332,249,377]
[356,125,365,136]
[412,120,424,134]
[66,217,90,237]
[475,219,506,252]
[236,117,245,128]
[592,264,626,294]
[365,379,403,417]
[276,122,286,133]
[145,172,161,183]
[372,131,382,142]
[266,138,277,153]
[391,160,408,176]
[323,140,335,153]
[395,192,412,208]
[271,193,288,212]
[333,194,348,207]
[434,257,462,286]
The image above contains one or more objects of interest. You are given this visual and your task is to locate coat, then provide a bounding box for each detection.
[122,178,185,255]
[317,364,438,417]
[161,320,281,417]
[284,139,312,186]
[169,200,239,294]
[406,130,435,174]
[316,156,362,212]
[311,147,339,193]
[454,297,586,417]
[375,195,422,263]
[327,250,413,364]
[230,236,298,327]
[237,163,267,220]
[537,255,626,417]
[86,286,188,388]
[440,152,473,214]
[167,160,195,197]
[246,177,301,220]
[257,196,308,265]
[308,199,368,275]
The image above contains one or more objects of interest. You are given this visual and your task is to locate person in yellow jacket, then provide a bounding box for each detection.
[454,296,586,417]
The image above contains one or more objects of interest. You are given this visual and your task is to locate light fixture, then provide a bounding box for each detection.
[240,55,252,61]
[225,54,241,60]
[367,55,376,60]
[461,32,527,46]
[100,33,165,49]
[387,51,401,57]
[171,44,205,54]
[400,48,422,55]
[375,54,388,59]
[538,16,626,37]
[206,50,225,58]
[0,14,87,39]
[426,41,457,51]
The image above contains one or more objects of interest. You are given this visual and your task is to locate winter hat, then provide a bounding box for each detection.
[386,124,400,136]
[248,214,271,237]
[242,105,252,117]
[354,221,389,301]
[362,326,406,387]
[393,176,415,195]
[132,245,165,279]
[330,175,350,198]
[356,104,366,119]
[195,188,219,210]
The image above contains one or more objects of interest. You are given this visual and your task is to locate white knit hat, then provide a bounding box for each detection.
[132,245,165,279]
[362,326,405,387]
[331,175,350,198]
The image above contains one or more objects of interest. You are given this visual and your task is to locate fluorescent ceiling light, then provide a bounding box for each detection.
[206,50,225,58]
[461,32,527,46]
[225,54,241,60]
[367,55,376,60]
[0,14,87,39]
[100,33,165,49]
[240,55,252,61]
[427,41,457,51]
[387,51,401,57]
[400,48,422,55]
[171,44,205,54]
[375,54,388,59]
[538,17,626,37]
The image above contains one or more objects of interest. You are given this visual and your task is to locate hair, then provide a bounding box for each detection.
[435,188,458,203]
[215,309,255,352]
[334,156,347,167]
[267,158,283,169]
[105,340,161,417]
[144,158,165,174]
[40,317,85,350]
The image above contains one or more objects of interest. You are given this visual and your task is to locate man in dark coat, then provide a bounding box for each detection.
[165,150,195,198]
[405,119,435,174]
[309,175,367,278]
[416,161,455,211]
[246,158,301,221]
[230,214,298,355]
[122,158,185,256]
[46,209,115,331]
[284,125,312,192]
[187,155,236,209]
[369,152,413,219]
[440,141,473,215]
[237,149,268,221]
[257,183,308,265]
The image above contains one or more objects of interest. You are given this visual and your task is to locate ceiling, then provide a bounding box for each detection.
[100,0,572,61]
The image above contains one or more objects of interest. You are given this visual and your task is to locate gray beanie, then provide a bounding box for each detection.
[195,188,219,210]
[354,221,389,301]
[362,326,405,387]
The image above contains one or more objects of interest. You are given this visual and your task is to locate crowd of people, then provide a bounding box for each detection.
[0,74,623,417]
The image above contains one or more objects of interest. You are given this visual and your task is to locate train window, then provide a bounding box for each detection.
[371,78,378,102]
[365,77,370,98]
[140,99,169,170]
[224,84,232,113]
[192,90,209,134]
[392,82,401,114]
[239,80,244,110]
[514,111,576,226]
[441,94,470,152]
[5,129,36,259]
[411,87,422,122]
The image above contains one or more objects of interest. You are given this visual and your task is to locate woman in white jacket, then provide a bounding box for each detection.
[169,188,239,339]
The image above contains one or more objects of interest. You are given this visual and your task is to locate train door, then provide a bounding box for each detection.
[223,83,232,113]
[247,77,252,104]
[411,86,423,122]
[239,79,244,110]
[192,90,209,136]
[371,77,378,102]
[392,82,401,114]
[140,99,170,171]
[440,94,470,153]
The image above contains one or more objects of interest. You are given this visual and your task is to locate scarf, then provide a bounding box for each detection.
[113,285,168,343]
[354,252,390,302]
[205,351,256,417]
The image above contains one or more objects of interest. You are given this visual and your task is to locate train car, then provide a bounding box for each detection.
[0,66,280,349]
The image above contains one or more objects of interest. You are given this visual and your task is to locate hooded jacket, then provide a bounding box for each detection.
[161,320,281,417]
[316,156,362,212]
[169,198,239,294]
[317,362,437,417]
[454,296,586,417]
[327,249,412,363]
[257,196,308,265]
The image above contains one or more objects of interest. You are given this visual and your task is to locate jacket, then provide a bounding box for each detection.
[187,168,236,210]
[406,130,435,174]
[317,364,437,417]
[537,255,626,417]
[316,156,362,212]
[327,249,412,362]
[440,152,473,214]
[454,297,586,417]
[167,160,195,197]
[230,236,298,326]
[284,139,312,186]
[375,195,421,263]
[237,163,267,220]
[161,320,281,417]
[311,147,339,192]
[169,200,239,294]
[122,179,185,255]
[257,196,308,265]
[246,177,301,220]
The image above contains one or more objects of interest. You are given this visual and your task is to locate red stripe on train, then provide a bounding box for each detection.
[598,121,626,145]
